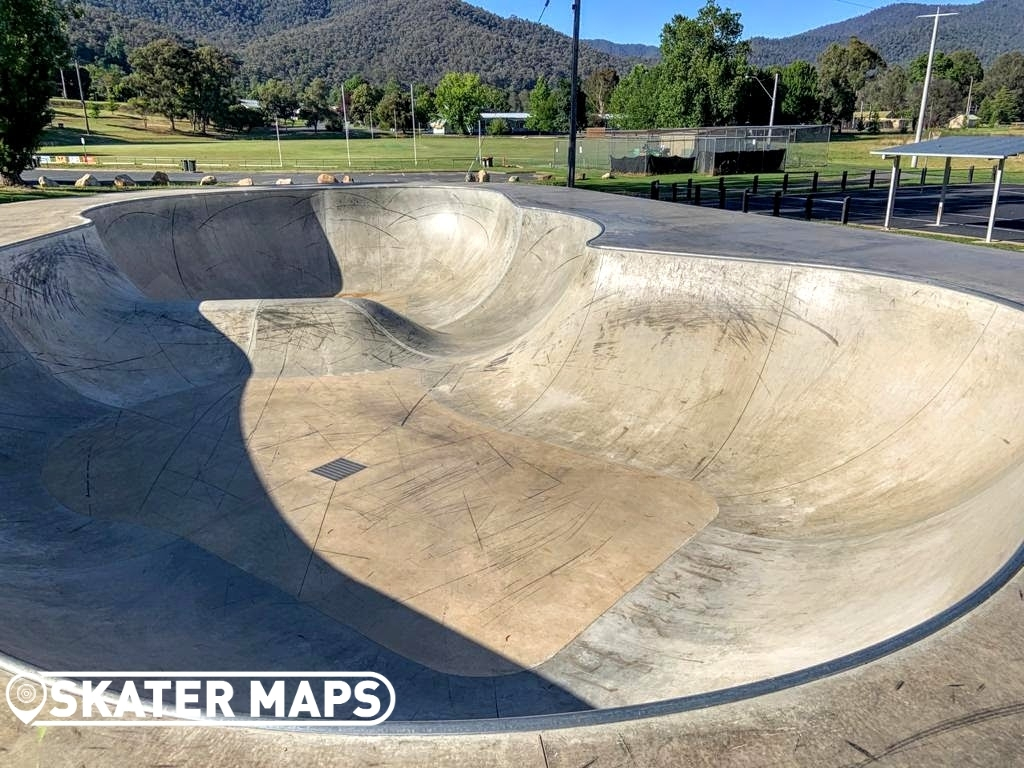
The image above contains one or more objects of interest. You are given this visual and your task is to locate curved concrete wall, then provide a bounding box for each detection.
[1,185,1022,715]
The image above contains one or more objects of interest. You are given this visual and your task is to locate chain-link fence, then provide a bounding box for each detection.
[557,125,832,176]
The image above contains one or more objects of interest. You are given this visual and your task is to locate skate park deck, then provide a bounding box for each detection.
[1,183,1023,765]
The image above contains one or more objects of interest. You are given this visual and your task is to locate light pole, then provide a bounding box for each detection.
[746,72,778,135]
[567,0,581,187]
[912,7,959,167]
[410,83,418,166]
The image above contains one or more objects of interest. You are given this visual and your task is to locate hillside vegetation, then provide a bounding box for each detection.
[74,0,633,89]
[750,0,1019,67]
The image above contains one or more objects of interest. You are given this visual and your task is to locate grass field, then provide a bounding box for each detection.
[40,103,560,173]
[30,100,1024,190]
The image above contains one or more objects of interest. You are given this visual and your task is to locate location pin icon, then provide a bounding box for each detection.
[5,674,48,725]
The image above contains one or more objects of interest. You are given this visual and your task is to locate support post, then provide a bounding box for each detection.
[804,196,814,221]
[694,184,702,206]
[772,190,781,217]
[869,169,876,189]
[935,156,951,226]
[841,170,848,191]
[884,156,901,230]
[986,158,1005,243]
[841,196,851,225]
[742,189,750,213]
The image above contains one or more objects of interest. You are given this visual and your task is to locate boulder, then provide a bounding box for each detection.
[533,172,554,181]
[150,171,170,186]
[113,174,136,189]
[341,174,354,184]
[476,169,490,183]
[237,177,255,186]
[275,178,293,185]
[36,176,56,188]
[506,175,520,183]
[601,172,614,180]
[74,174,99,188]
[317,173,337,184]
[199,175,217,186]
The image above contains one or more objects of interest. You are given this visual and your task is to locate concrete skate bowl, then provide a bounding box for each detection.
[1,185,1024,729]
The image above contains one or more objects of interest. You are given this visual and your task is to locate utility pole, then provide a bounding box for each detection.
[912,7,959,167]
[567,0,581,187]
[59,68,67,99]
[73,59,90,134]
[965,76,975,122]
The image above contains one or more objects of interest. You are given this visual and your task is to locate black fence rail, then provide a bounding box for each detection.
[637,163,1003,228]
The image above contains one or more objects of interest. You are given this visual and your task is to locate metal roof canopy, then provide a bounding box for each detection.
[871,136,1024,242]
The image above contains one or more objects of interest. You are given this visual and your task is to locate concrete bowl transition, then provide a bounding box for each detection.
[2,183,1024,761]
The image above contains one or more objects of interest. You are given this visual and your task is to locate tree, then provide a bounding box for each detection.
[411,83,434,134]
[0,0,71,185]
[909,50,983,91]
[778,60,819,124]
[346,81,380,126]
[374,80,409,132]
[127,39,191,131]
[655,0,750,127]
[817,37,885,126]
[861,65,910,118]
[433,72,490,134]
[526,76,581,133]
[299,77,331,133]
[182,45,237,134]
[525,77,557,132]
[608,64,661,129]
[254,79,298,123]
[583,66,618,125]
[977,52,1023,122]
[979,86,1021,125]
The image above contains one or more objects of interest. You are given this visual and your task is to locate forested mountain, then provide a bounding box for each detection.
[750,0,1018,68]
[583,39,659,61]
[73,0,634,89]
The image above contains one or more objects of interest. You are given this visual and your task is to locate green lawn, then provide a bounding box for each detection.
[30,100,1024,190]
[40,103,560,173]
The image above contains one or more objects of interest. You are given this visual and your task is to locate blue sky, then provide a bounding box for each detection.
[471,0,978,45]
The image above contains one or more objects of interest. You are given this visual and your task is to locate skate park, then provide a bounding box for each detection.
[1,182,1024,765]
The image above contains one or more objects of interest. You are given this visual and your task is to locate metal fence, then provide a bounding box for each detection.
[556,125,832,176]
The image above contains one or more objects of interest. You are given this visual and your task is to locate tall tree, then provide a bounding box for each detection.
[374,80,409,132]
[525,77,557,132]
[655,0,750,127]
[977,52,1023,123]
[433,72,490,134]
[608,64,661,130]
[183,45,237,134]
[583,66,618,126]
[0,0,71,184]
[862,65,910,118]
[778,60,819,124]
[817,37,885,126]
[299,77,331,133]
[254,78,299,123]
[127,39,191,131]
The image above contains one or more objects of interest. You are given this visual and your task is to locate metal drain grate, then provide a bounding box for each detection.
[311,457,367,482]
